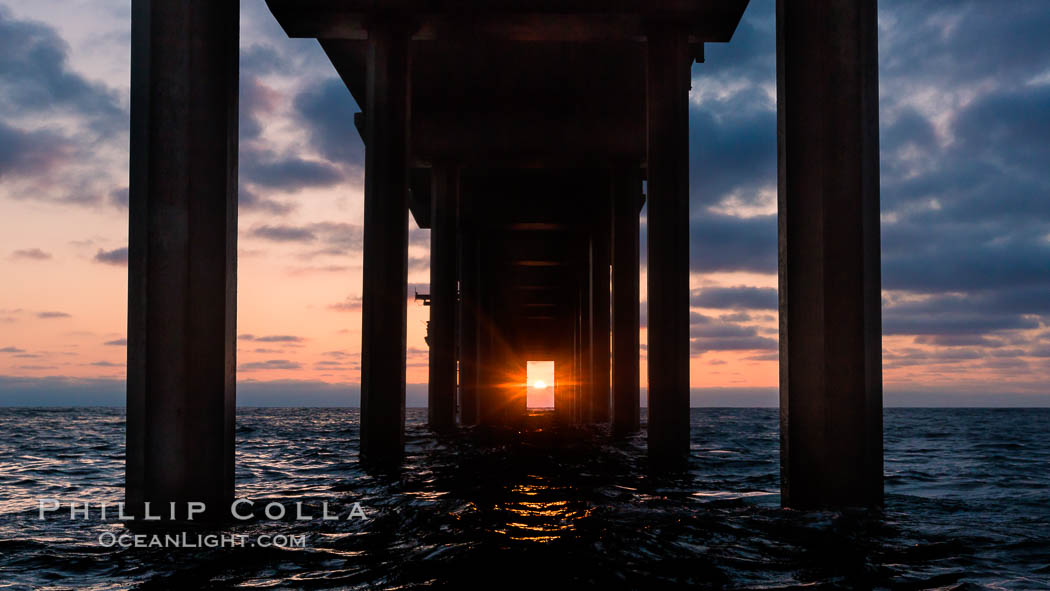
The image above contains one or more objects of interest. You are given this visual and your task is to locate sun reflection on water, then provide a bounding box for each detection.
[495,480,590,543]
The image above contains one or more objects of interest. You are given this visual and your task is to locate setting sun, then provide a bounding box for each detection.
[526,361,555,408]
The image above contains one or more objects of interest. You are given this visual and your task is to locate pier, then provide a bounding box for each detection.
[126,0,882,517]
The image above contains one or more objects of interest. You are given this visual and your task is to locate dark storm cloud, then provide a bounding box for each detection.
[687,0,777,213]
[878,0,1050,88]
[882,230,1050,293]
[883,289,1048,337]
[93,247,128,266]
[689,214,775,273]
[688,107,776,210]
[691,286,777,310]
[0,7,124,132]
[872,0,1050,325]
[952,83,1050,176]
[293,77,365,168]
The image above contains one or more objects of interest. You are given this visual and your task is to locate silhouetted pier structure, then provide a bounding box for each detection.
[126,0,882,517]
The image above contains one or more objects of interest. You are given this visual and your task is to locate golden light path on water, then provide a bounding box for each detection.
[496,478,590,543]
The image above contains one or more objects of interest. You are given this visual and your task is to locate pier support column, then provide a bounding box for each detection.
[579,247,594,423]
[555,292,575,424]
[591,193,612,423]
[126,0,238,520]
[777,0,883,508]
[612,165,641,434]
[428,164,459,431]
[458,220,480,426]
[360,23,411,465]
[646,26,692,464]
[476,236,500,426]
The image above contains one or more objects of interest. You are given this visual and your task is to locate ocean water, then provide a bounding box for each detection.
[0,407,1048,589]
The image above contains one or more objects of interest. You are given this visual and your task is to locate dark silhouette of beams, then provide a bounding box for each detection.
[777,0,883,508]
[126,0,238,520]
[267,0,750,43]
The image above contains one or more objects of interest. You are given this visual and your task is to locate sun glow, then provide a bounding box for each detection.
[526,361,555,408]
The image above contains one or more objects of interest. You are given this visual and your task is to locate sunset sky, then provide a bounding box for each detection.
[1,0,1048,406]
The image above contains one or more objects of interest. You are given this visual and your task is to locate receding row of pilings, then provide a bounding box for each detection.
[125,0,881,520]
[421,167,643,438]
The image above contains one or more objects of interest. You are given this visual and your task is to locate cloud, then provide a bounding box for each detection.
[240,150,344,191]
[293,77,365,167]
[240,44,293,78]
[883,290,1047,337]
[93,247,128,266]
[10,248,51,261]
[104,339,126,346]
[408,255,429,272]
[239,185,293,215]
[286,264,352,275]
[0,7,125,132]
[239,359,302,371]
[249,222,363,255]
[669,0,1050,379]
[329,296,362,312]
[37,311,70,319]
[0,120,72,178]
[0,346,26,353]
[238,334,305,343]
[689,214,776,273]
[249,225,316,243]
[691,286,777,310]
[688,312,777,353]
[109,187,129,208]
[0,8,129,207]
[239,72,280,143]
